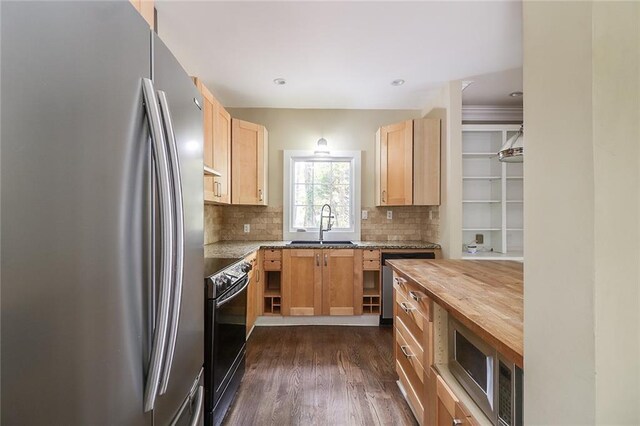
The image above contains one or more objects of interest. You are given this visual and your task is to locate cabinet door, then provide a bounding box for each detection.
[282,249,322,316]
[193,78,216,203]
[435,373,473,426]
[232,119,268,205]
[378,120,413,206]
[212,100,231,204]
[322,249,363,315]
[245,253,257,336]
[413,118,441,206]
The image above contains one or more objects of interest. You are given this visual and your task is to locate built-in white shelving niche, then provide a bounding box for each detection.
[462,125,523,260]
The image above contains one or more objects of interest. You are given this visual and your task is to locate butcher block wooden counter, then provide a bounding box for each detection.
[387,259,523,368]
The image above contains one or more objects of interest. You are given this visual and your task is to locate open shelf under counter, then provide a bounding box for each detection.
[461,250,524,261]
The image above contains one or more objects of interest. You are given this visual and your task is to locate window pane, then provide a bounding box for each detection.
[333,205,351,228]
[294,184,313,206]
[291,159,353,230]
[333,162,351,185]
[313,184,331,205]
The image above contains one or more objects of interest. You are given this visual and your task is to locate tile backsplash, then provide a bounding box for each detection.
[205,204,439,244]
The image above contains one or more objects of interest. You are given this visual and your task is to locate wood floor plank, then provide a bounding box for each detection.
[222,326,417,426]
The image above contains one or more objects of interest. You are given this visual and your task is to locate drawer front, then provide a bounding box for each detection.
[395,287,425,332]
[362,249,380,260]
[393,273,432,321]
[263,249,282,260]
[362,259,380,270]
[263,259,281,271]
[396,344,424,425]
[395,318,424,383]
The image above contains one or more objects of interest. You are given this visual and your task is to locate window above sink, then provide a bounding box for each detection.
[283,150,361,242]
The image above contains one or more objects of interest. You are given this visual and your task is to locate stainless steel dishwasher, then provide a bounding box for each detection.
[381,252,436,325]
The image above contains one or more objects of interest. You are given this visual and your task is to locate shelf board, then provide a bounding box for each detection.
[507,228,524,231]
[463,176,501,180]
[462,152,498,158]
[363,288,380,296]
[463,228,501,231]
[461,251,524,261]
[506,200,524,203]
[463,200,501,203]
[506,176,524,179]
[264,290,281,297]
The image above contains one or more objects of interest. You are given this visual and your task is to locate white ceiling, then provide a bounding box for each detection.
[155,1,523,110]
[462,67,523,107]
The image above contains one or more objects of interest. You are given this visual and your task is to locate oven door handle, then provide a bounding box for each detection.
[216,276,250,308]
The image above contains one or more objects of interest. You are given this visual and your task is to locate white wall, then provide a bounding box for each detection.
[422,82,462,259]
[226,108,421,208]
[524,1,640,423]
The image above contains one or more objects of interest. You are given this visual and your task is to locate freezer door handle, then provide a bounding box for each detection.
[142,78,175,412]
[169,384,204,426]
[157,90,186,395]
[188,386,204,426]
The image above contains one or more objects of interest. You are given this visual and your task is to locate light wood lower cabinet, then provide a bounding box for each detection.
[281,249,363,316]
[322,249,363,316]
[282,249,322,316]
[245,252,258,336]
[393,271,482,426]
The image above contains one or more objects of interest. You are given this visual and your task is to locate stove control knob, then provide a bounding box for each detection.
[215,274,231,290]
[240,262,252,273]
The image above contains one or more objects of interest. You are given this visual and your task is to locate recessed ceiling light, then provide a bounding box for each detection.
[391,79,405,86]
[509,91,523,97]
[273,78,286,85]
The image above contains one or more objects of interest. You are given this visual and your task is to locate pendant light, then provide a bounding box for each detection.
[498,125,524,163]
[314,138,330,155]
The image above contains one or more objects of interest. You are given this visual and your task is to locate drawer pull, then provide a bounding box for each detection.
[394,277,407,285]
[409,290,427,301]
[452,420,464,426]
[400,345,414,358]
[400,302,415,314]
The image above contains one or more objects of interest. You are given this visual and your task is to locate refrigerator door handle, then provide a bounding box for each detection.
[156,90,185,395]
[142,78,175,412]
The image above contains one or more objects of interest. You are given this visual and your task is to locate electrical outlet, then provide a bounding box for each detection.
[243,224,250,233]
[387,210,393,220]
[361,210,368,220]
[475,233,484,244]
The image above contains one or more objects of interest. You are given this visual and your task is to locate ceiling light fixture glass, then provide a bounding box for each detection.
[314,138,330,155]
[498,125,524,163]
[509,91,523,97]
[273,78,286,85]
[391,79,405,86]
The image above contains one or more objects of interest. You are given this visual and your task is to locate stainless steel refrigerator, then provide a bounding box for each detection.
[1,2,205,424]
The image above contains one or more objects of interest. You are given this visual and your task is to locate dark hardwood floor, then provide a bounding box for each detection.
[222,326,417,426]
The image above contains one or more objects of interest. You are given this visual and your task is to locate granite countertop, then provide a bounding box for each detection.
[387,259,523,368]
[204,240,442,259]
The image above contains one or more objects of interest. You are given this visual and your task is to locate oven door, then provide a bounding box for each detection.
[212,276,248,406]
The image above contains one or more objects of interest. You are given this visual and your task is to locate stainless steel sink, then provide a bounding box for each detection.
[287,240,354,246]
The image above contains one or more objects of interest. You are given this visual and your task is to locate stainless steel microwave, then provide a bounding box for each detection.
[448,318,523,426]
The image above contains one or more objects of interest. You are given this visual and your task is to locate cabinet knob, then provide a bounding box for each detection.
[400,302,415,314]
[382,190,386,203]
[258,189,263,201]
[324,254,328,267]
[409,290,427,301]
[452,420,464,426]
[316,254,320,267]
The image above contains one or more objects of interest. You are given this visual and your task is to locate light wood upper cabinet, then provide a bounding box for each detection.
[376,120,413,206]
[212,99,231,204]
[232,119,268,205]
[375,118,441,206]
[193,78,231,204]
[129,0,154,29]
[282,249,322,316]
[322,249,363,316]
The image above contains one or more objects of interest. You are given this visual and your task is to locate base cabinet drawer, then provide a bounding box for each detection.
[363,259,381,270]
[397,354,424,425]
[434,369,479,426]
[263,259,281,271]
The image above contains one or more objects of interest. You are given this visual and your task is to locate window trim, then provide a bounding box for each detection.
[283,150,361,242]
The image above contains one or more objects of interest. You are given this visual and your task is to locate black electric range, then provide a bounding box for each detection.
[203,256,252,426]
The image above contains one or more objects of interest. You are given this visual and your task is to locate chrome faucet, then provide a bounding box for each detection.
[318,204,334,242]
